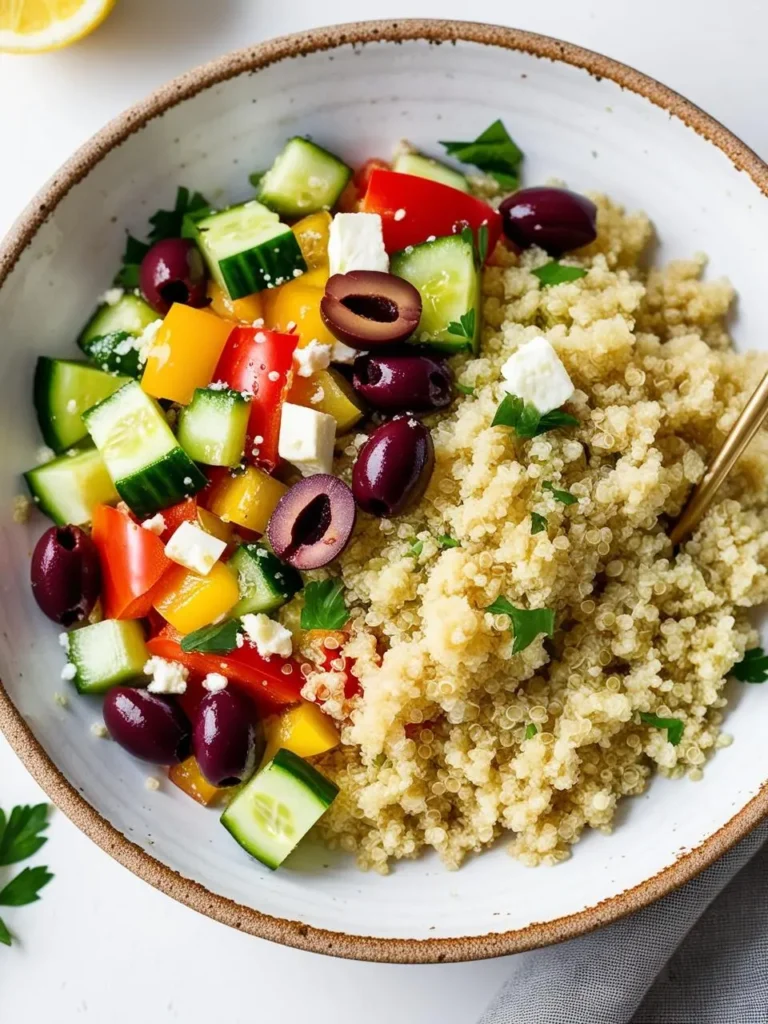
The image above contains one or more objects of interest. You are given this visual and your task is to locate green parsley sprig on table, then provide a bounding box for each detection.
[486,596,555,654]
[0,804,54,947]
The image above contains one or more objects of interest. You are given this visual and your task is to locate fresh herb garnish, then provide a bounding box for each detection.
[409,539,424,557]
[477,223,489,265]
[455,382,475,396]
[486,596,555,654]
[249,170,266,189]
[542,481,578,506]
[530,512,548,535]
[732,647,768,683]
[524,723,538,739]
[114,235,150,289]
[532,262,588,286]
[640,712,684,746]
[491,395,579,439]
[0,804,53,946]
[447,308,476,340]
[301,580,349,631]
[181,619,241,654]
[437,535,460,549]
[440,119,524,190]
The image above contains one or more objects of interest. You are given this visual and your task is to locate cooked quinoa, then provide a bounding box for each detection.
[294,194,768,872]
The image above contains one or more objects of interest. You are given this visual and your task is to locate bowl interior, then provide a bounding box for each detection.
[2,29,768,956]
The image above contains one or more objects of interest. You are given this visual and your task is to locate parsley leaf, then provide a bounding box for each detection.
[531,512,548,535]
[492,396,578,439]
[249,170,266,189]
[543,481,578,506]
[446,308,476,340]
[147,186,210,244]
[0,804,49,867]
[486,596,555,654]
[455,382,475,396]
[477,223,489,265]
[640,712,684,746]
[732,647,768,683]
[524,723,538,739]
[301,580,349,631]
[0,917,10,947]
[113,234,150,289]
[438,535,460,549]
[532,262,588,287]
[440,119,524,191]
[181,620,241,654]
[538,409,580,433]
[0,866,53,908]
[409,539,424,557]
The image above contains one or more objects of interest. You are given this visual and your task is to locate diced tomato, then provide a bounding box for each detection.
[362,169,502,256]
[91,504,170,620]
[213,326,298,472]
[146,625,304,714]
[353,158,390,193]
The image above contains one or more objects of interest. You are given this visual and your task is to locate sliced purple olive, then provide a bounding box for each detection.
[139,237,208,315]
[193,689,263,787]
[103,687,191,764]
[30,525,101,626]
[267,474,356,570]
[499,187,598,256]
[320,270,421,349]
[352,417,434,517]
[352,352,453,413]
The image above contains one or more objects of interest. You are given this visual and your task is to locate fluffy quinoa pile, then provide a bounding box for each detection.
[294,194,768,872]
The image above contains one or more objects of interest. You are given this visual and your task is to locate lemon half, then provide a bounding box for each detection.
[0,0,115,53]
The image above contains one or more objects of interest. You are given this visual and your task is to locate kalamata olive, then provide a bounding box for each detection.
[139,238,208,315]
[352,417,434,517]
[320,271,421,348]
[352,352,453,412]
[268,474,356,570]
[193,689,263,787]
[103,687,191,764]
[499,187,597,256]
[30,525,101,626]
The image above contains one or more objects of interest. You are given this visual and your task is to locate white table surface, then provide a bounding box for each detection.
[1,1,767,1019]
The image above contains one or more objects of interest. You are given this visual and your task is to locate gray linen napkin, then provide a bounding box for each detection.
[479,821,768,1024]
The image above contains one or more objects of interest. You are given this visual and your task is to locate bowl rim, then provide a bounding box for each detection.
[2,17,768,964]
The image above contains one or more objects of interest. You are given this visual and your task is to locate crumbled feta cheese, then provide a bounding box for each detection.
[500,336,575,415]
[330,340,359,365]
[141,513,166,535]
[100,287,124,306]
[144,776,161,791]
[164,521,226,576]
[208,380,228,391]
[12,495,32,524]
[144,655,189,695]
[60,662,77,681]
[35,445,55,465]
[235,632,245,648]
[241,613,293,658]
[393,208,406,221]
[203,672,228,693]
[277,403,336,477]
[137,319,164,365]
[53,691,69,709]
[90,722,109,739]
[58,632,70,650]
[293,340,332,378]
[310,387,325,404]
[328,212,389,276]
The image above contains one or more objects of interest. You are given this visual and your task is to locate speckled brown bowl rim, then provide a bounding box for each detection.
[2,19,768,964]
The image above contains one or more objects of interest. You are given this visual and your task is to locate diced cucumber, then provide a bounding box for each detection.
[257,137,352,218]
[221,748,338,870]
[83,381,206,517]
[24,445,118,526]
[185,200,307,300]
[391,234,481,353]
[67,619,148,695]
[78,293,158,379]
[230,543,302,617]
[34,358,129,454]
[392,152,470,193]
[176,387,250,467]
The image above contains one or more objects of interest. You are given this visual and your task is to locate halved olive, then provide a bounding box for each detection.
[267,474,356,570]
[320,270,422,349]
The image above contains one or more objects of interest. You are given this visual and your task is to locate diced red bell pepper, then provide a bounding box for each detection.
[304,629,362,699]
[353,157,390,193]
[362,169,502,256]
[159,497,198,542]
[91,504,170,620]
[146,625,304,714]
[213,326,298,472]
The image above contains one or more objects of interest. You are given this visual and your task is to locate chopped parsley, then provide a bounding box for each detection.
[301,579,349,631]
[640,712,684,746]
[446,308,476,340]
[409,539,424,558]
[440,119,524,191]
[455,382,475,396]
[732,647,768,683]
[524,723,538,740]
[437,535,460,549]
[492,395,579,439]
[113,234,150,289]
[530,512,548,535]
[0,804,53,946]
[543,481,578,506]
[181,619,241,654]
[486,596,555,654]
[531,262,588,286]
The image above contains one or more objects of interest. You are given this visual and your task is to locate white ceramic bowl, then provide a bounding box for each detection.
[2,20,768,963]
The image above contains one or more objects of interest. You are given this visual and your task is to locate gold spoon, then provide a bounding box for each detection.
[670,369,768,545]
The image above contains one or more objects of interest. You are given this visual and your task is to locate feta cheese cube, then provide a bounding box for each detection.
[293,340,332,378]
[500,336,575,415]
[278,403,336,477]
[164,521,226,576]
[328,212,389,276]
[144,655,189,695]
[241,613,293,658]
[331,340,360,365]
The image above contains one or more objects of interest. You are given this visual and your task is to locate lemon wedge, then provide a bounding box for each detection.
[0,0,115,53]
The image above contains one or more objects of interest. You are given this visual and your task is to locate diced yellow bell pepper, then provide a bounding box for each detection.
[153,561,239,634]
[208,465,287,534]
[263,278,334,348]
[207,281,265,324]
[141,303,233,405]
[263,702,340,763]
[168,756,227,806]
[197,506,235,547]
[292,211,331,271]
[288,368,363,433]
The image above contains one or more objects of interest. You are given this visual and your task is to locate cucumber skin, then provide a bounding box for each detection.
[115,448,207,519]
[393,152,470,193]
[177,388,250,468]
[231,544,302,617]
[34,357,127,454]
[272,748,339,806]
[218,229,306,300]
[80,332,142,379]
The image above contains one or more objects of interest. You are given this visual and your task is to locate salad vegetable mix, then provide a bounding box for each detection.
[23,125,594,870]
